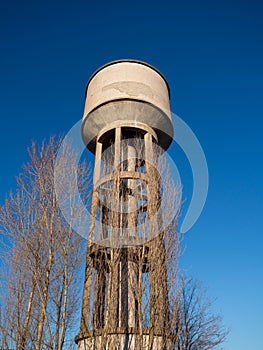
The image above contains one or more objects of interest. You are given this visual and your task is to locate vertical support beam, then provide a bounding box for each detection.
[128,248,139,328]
[106,248,120,331]
[89,141,102,243]
[81,141,103,333]
[111,127,121,243]
[94,141,102,184]
[93,253,106,329]
[80,256,92,333]
[127,145,137,237]
[144,132,158,238]
[106,127,122,331]
[116,127,128,328]
[119,249,128,328]
[114,127,121,170]
[127,144,139,328]
[144,132,169,344]
[101,206,108,239]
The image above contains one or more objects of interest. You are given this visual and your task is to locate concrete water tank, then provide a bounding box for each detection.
[82,59,173,152]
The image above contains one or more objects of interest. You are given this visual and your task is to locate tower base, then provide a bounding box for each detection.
[76,328,174,349]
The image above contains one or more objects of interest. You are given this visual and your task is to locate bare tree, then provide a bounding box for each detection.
[0,136,91,350]
[171,277,229,350]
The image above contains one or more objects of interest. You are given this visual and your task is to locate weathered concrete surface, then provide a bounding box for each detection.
[82,60,173,152]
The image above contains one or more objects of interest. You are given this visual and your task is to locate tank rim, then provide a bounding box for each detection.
[85,59,170,99]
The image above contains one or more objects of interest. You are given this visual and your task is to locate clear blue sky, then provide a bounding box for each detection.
[0,0,262,348]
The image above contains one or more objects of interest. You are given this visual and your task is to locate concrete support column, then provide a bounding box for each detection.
[144,132,169,343]
[114,127,121,170]
[106,127,123,331]
[94,141,102,184]
[93,255,106,329]
[80,258,92,332]
[144,132,158,239]
[127,144,139,328]
[106,248,120,331]
[80,141,103,333]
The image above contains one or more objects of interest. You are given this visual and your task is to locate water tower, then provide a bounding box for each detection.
[75,60,174,349]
